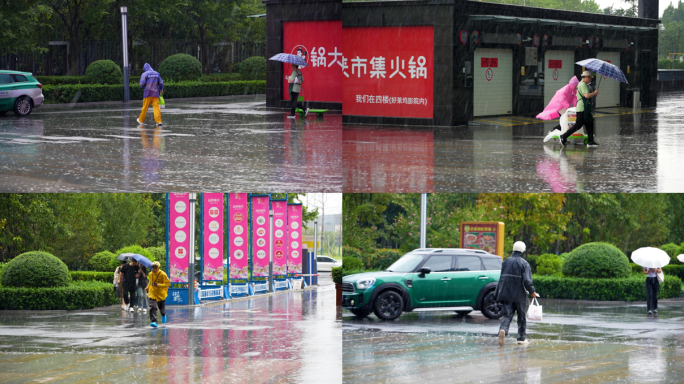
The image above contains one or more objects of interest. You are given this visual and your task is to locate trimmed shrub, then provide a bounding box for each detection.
[201,73,242,82]
[42,80,265,104]
[0,281,118,310]
[533,275,682,301]
[238,56,266,80]
[35,76,88,85]
[1,251,71,288]
[663,264,684,281]
[342,245,362,259]
[332,266,343,284]
[342,257,363,271]
[0,262,5,278]
[526,254,539,273]
[69,271,115,283]
[630,263,645,275]
[562,242,631,279]
[366,249,402,270]
[536,254,563,276]
[84,60,123,85]
[159,54,202,82]
[89,251,116,272]
[114,245,153,264]
[661,243,682,264]
[146,247,166,270]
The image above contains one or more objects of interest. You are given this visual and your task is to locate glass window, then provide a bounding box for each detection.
[0,74,12,84]
[317,257,333,263]
[386,253,425,272]
[482,257,502,271]
[11,75,27,82]
[421,255,454,272]
[457,256,483,271]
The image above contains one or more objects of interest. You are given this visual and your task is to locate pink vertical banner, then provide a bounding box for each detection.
[169,193,190,283]
[228,193,249,280]
[203,193,224,281]
[272,200,288,276]
[251,195,270,278]
[287,204,303,275]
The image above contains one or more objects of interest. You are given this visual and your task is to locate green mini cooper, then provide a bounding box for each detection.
[343,248,504,321]
[0,70,44,117]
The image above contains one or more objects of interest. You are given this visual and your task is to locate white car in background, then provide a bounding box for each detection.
[317,255,342,271]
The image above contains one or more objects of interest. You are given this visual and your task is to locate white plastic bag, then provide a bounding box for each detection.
[657,271,665,283]
[527,297,543,321]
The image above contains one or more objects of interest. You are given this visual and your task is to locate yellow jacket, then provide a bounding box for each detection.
[146,270,170,301]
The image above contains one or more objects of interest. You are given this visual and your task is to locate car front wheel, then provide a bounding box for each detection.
[480,290,504,319]
[13,97,32,117]
[373,290,403,321]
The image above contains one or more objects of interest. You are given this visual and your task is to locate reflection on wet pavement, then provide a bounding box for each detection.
[0,285,340,383]
[343,299,684,383]
[343,92,684,192]
[0,96,341,192]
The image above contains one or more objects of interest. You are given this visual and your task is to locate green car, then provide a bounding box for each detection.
[342,248,504,321]
[0,70,44,117]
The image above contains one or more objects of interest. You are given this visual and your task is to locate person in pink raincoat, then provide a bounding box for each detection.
[536,76,580,131]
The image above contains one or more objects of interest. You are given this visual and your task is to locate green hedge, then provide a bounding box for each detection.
[333,267,372,285]
[42,80,266,104]
[342,257,363,270]
[1,251,71,288]
[562,242,631,279]
[159,53,202,82]
[629,263,684,281]
[0,281,118,310]
[35,76,88,85]
[536,254,562,276]
[533,275,682,301]
[37,74,243,85]
[89,251,116,272]
[69,271,115,283]
[239,56,266,80]
[201,73,242,82]
[85,59,123,85]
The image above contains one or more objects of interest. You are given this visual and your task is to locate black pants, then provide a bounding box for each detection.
[646,277,659,312]
[561,111,595,142]
[148,298,166,323]
[290,91,305,116]
[499,302,527,341]
[123,285,137,306]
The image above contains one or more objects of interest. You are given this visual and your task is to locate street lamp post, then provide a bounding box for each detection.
[188,193,197,305]
[269,209,274,292]
[313,220,318,285]
[120,7,130,102]
[420,194,427,248]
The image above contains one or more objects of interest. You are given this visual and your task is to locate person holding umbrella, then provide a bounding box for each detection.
[268,52,309,119]
[120,258,139,312]
[560,71,599,147]
[632,247,670,316]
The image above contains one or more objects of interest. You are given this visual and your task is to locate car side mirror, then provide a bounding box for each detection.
[418,267,431,278]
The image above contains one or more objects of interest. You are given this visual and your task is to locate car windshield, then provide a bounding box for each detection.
[386,253,425,272]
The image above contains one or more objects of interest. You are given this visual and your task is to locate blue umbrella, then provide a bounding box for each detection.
[269,53,308,67]
[119,253,153,268]
[575,58,628,89]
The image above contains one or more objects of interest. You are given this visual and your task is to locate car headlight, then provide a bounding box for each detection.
[356,278,375,290]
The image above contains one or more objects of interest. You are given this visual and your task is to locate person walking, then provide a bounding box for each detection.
[286,64,308,119]
[146,261,170,328]
[137,63,164,126]
[495,241,537,346]
[560,71,599,147]
[114,261,126,309]
[120,259,139,312]
[136,264,149,313]
[643,267,662,315]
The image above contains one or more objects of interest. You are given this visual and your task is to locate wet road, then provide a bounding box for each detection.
[343,92,684,192]
[0,96,341,192]
[343,298,684,383]
[0,284,340,383]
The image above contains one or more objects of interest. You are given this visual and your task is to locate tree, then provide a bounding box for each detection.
[603,0,637,17]
[0,0,52,54]
[99,193,157,252]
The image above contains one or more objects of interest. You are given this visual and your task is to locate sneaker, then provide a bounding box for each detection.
[498,329,505,347]
[305,108,309,117]
[156,122,162,126]
[150,322,158,328]
[587,141,599,147]
[137,307,142,312]
[125,304,130,311]
[287,115,296,119]
[129,307,135,312]
[142,309,147,313]
[648,310,653,315]
[162,315,167,323]
[136,118,144,125]
[517,340,529,345]
[654,309,658,315]
[560,137,568,146]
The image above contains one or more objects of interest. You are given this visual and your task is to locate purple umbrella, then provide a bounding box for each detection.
[268,53,308,67]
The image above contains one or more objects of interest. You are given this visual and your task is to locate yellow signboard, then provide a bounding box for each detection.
[460,221,505,258]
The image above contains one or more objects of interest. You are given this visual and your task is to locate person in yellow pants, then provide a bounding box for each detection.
[137,63,164,126]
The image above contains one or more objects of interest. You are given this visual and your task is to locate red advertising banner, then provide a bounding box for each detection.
[342,26,434,118]
[481,58,498,68]
[228,193,249,280]
[251,196,270,278]
[202,193,224,282]
[272,200,288,276]
[169,193,190,283]
[548,60,563,69]
[287,204,303,275]
[283,20,342,103]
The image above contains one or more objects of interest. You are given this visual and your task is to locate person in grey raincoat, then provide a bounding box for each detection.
[138,63,164,126]
[494,241,537,346]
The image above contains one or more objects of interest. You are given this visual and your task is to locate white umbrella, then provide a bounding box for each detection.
[631,247,670,269]
[677,254,684,263]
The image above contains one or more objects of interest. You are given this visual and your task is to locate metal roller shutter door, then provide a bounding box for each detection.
[595,52,620,108]
[474,48,513,117]
[544,51,576,106]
